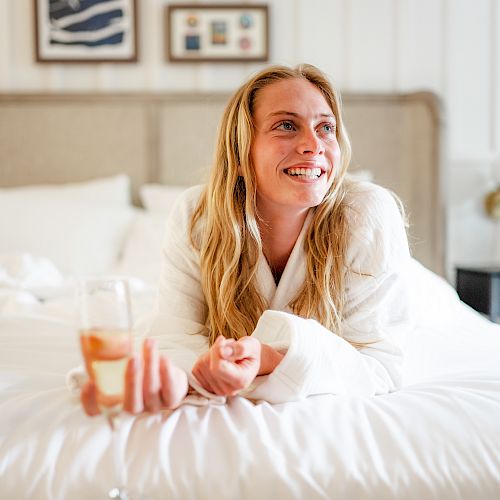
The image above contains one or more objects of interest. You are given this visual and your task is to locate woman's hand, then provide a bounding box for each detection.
[80,338,189,416]
[192,335,272,396]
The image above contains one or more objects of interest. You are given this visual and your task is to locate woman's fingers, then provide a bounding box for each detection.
[208,336,234,394]
[194,365,225,395]
[207,336,245,393]
[142,338,162,413]
[192,340,229,395]
[219,341,236,360]
[159,356,176,408]
[80,380,100,416]
[192,336,260,396]
[217,337,261,388]
[82,339,191,416]
[123,355,143,415]
[219,336,258,362]
[159,355,188,409]
[192,363,214,393]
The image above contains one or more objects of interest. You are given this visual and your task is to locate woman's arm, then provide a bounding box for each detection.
[239,184,414,403]
[148,186,286,400]
[148,187,213,389]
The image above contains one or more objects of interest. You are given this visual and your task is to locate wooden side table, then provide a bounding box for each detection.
[456,266,500,321]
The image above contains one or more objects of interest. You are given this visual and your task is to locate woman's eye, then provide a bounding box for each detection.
[277,121,295,131]
[321,123,336,134]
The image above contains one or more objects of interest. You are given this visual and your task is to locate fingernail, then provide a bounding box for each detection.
[222,346,233,357]
[130,355,138,370]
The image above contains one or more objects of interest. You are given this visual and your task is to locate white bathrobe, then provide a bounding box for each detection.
[149,181,414,404]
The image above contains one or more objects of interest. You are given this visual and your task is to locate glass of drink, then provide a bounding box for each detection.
[78,278,133,500]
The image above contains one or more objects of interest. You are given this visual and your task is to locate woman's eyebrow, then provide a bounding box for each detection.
[266,110,299,118]
[265,111,336,121]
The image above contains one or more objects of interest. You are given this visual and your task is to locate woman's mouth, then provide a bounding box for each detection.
[284,167,323,179]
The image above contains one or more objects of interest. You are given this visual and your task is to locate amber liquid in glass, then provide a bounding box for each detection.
[80,328,132,415]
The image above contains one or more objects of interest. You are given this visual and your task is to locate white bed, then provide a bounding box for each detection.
[1,92,499,499]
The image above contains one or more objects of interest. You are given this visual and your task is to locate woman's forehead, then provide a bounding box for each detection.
[253,78,334,120]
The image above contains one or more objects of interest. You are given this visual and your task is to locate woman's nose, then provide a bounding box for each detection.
[297,129,324,155]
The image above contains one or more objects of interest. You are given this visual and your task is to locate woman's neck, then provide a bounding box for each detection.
[258,208,309,283]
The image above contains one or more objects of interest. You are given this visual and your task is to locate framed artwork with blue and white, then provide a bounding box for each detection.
[34,0,138,62]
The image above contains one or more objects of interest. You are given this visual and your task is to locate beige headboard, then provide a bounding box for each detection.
[0,91,443,275]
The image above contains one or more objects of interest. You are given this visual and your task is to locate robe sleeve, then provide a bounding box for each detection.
[241,183,415,403]
[147,186,225,403]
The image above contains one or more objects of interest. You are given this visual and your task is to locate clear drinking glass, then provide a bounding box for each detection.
[78,278,133,500]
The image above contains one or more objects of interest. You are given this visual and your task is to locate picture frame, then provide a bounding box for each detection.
[34,0,138,63]
[166,4,269,63]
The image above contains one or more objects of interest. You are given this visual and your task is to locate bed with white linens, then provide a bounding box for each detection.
[0,92,499,500]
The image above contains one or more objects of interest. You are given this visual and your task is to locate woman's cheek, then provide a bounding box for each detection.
[332,145,341,168]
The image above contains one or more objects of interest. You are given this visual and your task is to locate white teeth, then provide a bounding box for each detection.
[286,167,322,178]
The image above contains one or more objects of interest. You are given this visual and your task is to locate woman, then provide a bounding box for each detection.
[82,64,413,415]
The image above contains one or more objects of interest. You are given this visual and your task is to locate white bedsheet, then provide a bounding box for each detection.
[0,257,500,499]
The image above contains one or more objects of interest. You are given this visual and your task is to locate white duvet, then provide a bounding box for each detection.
[0,253,500,500]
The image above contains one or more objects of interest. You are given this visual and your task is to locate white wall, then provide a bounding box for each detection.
[1,0,499,279]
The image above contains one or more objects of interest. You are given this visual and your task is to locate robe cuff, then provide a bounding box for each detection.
[243,310,376,403]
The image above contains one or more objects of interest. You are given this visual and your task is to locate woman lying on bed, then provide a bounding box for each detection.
[81,64,414,415]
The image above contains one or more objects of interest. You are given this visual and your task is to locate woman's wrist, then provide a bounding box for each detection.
[258,343,284,376]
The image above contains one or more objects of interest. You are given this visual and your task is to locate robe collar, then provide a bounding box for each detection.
[256,209,314,311]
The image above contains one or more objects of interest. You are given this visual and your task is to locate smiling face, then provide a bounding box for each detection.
[250,77,341,220]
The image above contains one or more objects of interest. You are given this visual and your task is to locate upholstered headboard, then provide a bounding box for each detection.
[0,91,443,275]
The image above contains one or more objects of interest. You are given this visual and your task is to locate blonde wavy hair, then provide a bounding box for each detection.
[191,64,354,346]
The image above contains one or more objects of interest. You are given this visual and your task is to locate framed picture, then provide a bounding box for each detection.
[34,0,138,63]
[167,4,269,63]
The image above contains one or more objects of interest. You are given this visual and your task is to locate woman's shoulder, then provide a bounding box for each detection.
[167,184,205,221]
[342,180,409,272]
[162,184,206,245]
[173,184,205,210]
[344,180,400,213]
[342,180,404,229]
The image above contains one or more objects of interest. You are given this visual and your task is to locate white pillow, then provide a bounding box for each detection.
[139,184,186,214]
[0,175,133,275]
[116,209,167,285]
[0,174,131,207]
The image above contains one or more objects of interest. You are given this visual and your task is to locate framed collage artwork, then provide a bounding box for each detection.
[34,0,138,63]
[167,4,269,62]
